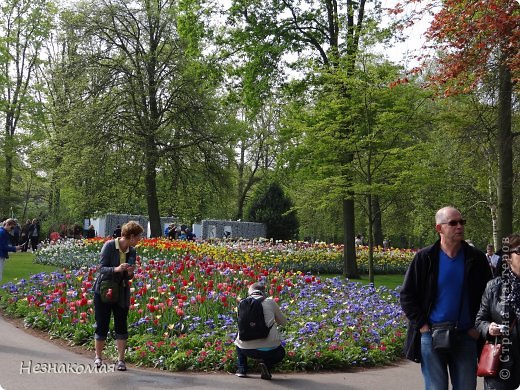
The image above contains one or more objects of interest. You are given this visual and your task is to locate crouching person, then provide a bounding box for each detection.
[234,282,287,379]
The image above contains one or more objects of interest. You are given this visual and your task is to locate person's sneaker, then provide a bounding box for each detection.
[116,360,127,371]
[259,363,272,380]
[235,370,247,378]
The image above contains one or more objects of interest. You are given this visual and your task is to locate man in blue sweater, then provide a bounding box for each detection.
[400,206,492,390]
[0,219,22,281]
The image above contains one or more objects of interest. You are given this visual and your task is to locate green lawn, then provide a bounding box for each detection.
[0,253,404,291]
[321,273,404,290]
[1,252,57,284]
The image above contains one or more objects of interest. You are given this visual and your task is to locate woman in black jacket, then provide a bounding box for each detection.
[93,221,143,371]
[476,233,520,390]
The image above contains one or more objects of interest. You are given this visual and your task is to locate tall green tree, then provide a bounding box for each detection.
[282,57,432,282]
[396,0,519,242]
[247,181,298,240]
[0,0,56,216]
[36,9,88,224]
[63,0,229,235]
[226,0,390,277]
[226,100,283,220]
[348,58,432,282]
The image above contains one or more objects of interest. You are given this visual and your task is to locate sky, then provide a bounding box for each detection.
[376,1,433,69]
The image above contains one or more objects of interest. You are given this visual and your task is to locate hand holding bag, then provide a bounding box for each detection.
[99,279,120,304]
[477,337,502,377]
[431,322,456,351]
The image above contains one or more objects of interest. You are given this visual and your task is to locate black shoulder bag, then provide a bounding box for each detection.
[431,274,466,351]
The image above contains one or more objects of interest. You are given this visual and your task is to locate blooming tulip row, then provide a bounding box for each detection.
[0,239,408,372]
[34,238,415,274]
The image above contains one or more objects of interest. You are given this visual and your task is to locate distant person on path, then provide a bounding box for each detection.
[400,206,491,390]
[20,219,31,252]
[486,243,501,278]
[0,219,23,281]
[86,225,96,239]
[59,223,68,238]
[73,224,82,239]
[234,282,287,380]
[10,221,20,246]
[494,248,506,279]
[186,228,196,241]
[167,224,177,240]
[112,225,122,238]
[476,233,520,390]
[93,220,143,371]
[355,234,363,246]
[28,218,40,252]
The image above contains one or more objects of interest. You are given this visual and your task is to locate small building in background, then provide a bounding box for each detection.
[85,213,177,238]
[199,220,266,240]
[84,215,266,240]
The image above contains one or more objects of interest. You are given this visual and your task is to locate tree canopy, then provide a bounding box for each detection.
[0,0,517,260]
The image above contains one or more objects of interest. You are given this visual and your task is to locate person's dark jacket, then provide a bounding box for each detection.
[400,239,492,362]
[28,222,40,239]
[475,277,520,388]
[10,225,20,245]
[85,228,95,239]
[93,240,136,307]
[21,223,31,240]
[112,227,121,238]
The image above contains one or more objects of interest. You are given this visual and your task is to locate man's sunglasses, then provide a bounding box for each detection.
[440,219,466,226]
[509,248,520,255]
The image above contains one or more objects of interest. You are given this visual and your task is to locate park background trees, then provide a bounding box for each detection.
[393,0,519,247]
[0,0,518,271]
[0,0,56,218]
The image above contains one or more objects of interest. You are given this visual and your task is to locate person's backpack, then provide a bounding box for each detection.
[237,296,273,341]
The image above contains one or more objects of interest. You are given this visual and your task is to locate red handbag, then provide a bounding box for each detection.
[477,338,502,377]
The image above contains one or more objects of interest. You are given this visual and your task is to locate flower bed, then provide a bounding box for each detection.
[1,239,408,372]
[34,238,415,274]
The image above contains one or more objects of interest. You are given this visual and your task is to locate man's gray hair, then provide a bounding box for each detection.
[435,206,459,224]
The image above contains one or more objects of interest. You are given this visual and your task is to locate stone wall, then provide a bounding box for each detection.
[91,213,176,237]
[201,220,266,240]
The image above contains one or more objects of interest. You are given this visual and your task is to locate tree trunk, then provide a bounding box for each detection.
[236,142,245,220]
[22,173,34,222]
[367,194,374,284]
[496,61,513,243]
[336,0,365,278]
[2,114,15,216]
[144,138,162,237]
[343,197,358,278]
[49,172,61,217]
[487,176,498,249]
[3,152,14,216]
[372,195,383,247]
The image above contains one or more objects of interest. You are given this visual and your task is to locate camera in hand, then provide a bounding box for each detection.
[497,324,508,334]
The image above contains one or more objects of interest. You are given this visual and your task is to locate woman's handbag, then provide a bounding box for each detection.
[477,338,502,377]
[431,322,456,351]
[99,280,120,304]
